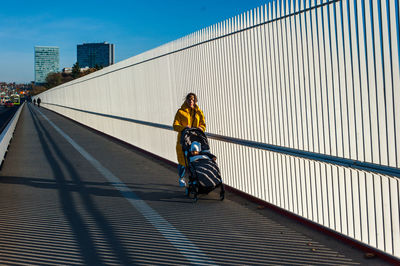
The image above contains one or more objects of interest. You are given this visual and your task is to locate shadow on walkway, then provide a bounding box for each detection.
[28,105,134,265]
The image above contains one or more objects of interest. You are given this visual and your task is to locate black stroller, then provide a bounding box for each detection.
[181,128,225,202]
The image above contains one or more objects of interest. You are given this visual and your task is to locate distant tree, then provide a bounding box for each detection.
[94,64,103,70]
[61,72,74,83]
[30,63,103,96]
[81,68,97,77]
[31,84,48,95]
[45,72,62,89]
[72,62,81,78]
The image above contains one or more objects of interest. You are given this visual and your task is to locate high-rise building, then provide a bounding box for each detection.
[34,46,60,84]
[77,42,115,68]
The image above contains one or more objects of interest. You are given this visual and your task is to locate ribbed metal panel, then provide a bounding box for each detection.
[37,0,400,259]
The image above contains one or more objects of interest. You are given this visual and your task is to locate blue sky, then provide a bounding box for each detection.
[0,0,269,83]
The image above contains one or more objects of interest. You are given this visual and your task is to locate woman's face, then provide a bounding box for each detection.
[186,96,195,108]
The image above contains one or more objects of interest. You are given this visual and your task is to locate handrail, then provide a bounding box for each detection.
[0,103,25,168]
[44,102,400,178]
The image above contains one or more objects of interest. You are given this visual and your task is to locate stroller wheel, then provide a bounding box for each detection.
[220,191,225,201]
[219,184,225,201]
[191,183,198,203]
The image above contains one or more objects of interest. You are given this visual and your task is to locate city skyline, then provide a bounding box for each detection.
[34,46,59,84]
[0,0,269,83]
[77,42,114,68]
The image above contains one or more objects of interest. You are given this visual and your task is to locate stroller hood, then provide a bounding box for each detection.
[180,128,210,152]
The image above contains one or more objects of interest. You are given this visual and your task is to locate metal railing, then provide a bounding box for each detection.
[0,103,25,168]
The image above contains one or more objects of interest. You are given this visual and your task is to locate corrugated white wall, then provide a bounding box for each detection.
[37,0,400,258]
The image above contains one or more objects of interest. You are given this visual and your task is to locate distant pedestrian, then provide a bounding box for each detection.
[173,93,206,187]
[33,99,36,106]
[37,98,41,107]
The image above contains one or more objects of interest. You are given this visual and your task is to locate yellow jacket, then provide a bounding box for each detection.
[173,102,206,166]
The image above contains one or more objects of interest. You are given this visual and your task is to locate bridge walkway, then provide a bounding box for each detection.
[0,104,389,265]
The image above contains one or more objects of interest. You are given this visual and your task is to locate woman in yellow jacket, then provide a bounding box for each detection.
[173,93,206,186]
